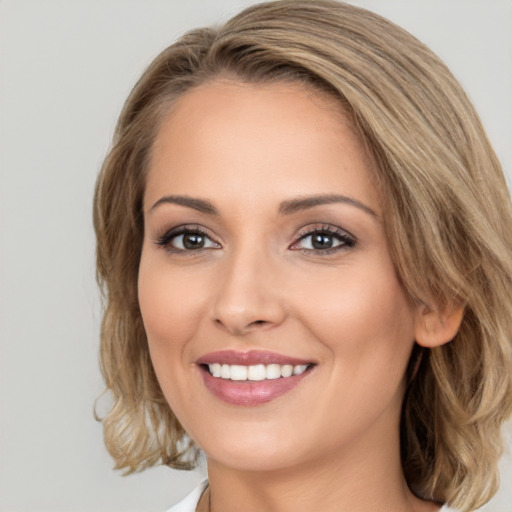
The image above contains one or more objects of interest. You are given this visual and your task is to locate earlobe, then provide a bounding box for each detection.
[414,304,465,348]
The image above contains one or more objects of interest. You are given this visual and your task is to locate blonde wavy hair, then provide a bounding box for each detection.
[93,1,512,510]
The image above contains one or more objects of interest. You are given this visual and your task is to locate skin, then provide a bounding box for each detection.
[138,79,459,512]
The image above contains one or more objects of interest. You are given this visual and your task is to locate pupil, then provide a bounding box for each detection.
[183,234,204,249]
[312,234,333,249]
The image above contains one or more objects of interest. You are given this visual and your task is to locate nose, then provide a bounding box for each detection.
[211,247,286,336]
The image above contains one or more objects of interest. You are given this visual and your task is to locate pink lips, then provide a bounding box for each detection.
[197,350,312,367]
[196,350,314,406]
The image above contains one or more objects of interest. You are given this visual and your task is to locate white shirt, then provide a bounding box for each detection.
[166,480,458,512]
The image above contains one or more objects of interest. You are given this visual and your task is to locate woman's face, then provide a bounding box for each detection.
[139,79,420,472]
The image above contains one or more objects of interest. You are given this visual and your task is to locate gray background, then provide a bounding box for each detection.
[0,0,511,510]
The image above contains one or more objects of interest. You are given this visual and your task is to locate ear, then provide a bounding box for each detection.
[414,303,464,348]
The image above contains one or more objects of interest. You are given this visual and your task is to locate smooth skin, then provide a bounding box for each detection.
[138,79,462,512]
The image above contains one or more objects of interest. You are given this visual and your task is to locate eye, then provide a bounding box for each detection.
[291,226,355,254]
[155,226,220,252]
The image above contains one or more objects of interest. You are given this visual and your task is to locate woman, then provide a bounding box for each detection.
[93,1,512,511]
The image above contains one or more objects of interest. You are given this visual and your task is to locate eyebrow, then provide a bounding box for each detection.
[150,195,219,215]
[278,194,378,218]
[150,193,378,218]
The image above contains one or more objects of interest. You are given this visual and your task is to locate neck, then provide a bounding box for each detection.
[202,415,440,512]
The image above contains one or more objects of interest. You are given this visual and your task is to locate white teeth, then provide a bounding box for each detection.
[281,364,293,378]
[230,365,248,381]
[210,363,222,378]
[248,364,266,381]
[266,364,281,379]
[221,364,230,379]
[293,364,308,375]
[207,363,310,381]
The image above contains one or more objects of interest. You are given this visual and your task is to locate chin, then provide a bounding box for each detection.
[193,420,321,473]
[206,446,305,473]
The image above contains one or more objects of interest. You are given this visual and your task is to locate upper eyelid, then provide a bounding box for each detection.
[157,224,212,236]
[295,224,356,240]
[154,224,219,245]
[289,224,357,252]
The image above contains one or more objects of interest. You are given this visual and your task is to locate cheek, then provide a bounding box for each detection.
[291,264,416,435]
[137,253,212,420]
[139,257,200,341]
[291,259,415,369]
[137,252,209,382]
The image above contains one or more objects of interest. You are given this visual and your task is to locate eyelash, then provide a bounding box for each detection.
[292,225,356,255]
[154,224,356,256]
[155,225,217,254]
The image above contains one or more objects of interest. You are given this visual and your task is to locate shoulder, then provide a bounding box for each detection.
[166,479,208,512]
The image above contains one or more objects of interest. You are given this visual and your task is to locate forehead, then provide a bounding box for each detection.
[145,79,380,215]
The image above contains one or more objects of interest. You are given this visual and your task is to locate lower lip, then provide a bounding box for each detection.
[199,367,312,406]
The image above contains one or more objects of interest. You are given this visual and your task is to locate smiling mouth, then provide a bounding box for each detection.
[202,363,312,381]
[196,350,315,405]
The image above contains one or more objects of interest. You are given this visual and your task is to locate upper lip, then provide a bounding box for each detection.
[196,350,314,366]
